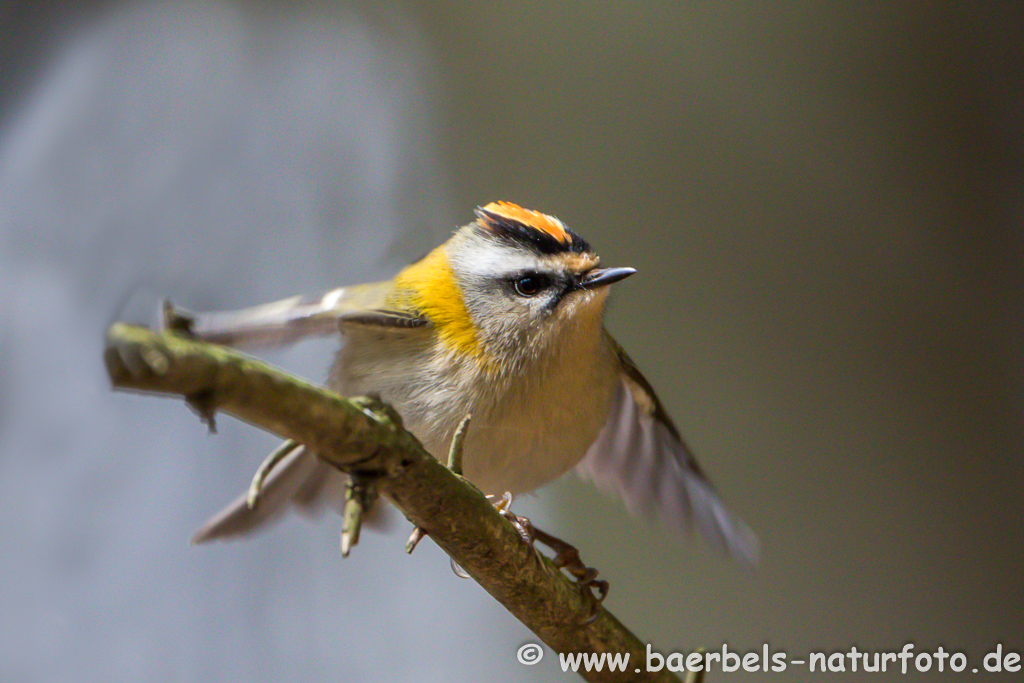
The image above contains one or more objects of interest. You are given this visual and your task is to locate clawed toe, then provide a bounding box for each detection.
[531,525,609,624]
[488,494,609,624]
[488,492,533,543]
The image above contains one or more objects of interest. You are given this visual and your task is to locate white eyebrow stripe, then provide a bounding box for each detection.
[457,241,553,278]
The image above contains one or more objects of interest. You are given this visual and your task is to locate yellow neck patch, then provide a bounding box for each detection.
[390,247,484,358]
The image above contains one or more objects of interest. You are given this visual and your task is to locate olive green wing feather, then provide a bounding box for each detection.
[166,280,428,348]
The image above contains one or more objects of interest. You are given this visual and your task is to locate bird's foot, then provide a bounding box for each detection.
[406,413,473,555]
[246,439,302,510]
[490,492,609,625]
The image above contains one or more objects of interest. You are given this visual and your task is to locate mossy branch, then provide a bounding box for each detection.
[103,323,681,683]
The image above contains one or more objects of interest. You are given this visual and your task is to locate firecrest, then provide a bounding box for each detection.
[187,201,758,564]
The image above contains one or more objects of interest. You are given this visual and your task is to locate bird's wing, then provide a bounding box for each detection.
[576,339,760,565]
[191,444,396,544]
[191,444,330,543]
[168,280,428,349]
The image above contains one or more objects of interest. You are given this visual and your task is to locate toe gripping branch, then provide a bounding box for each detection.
[493,497,610,626]
[406,414,609,625]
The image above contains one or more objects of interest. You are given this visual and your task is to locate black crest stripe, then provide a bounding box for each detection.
[475,207,591,255]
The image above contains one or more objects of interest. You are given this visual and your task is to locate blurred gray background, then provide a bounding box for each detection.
[1,2,1021,681]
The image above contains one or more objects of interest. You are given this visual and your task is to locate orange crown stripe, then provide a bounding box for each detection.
[480,201,571,244]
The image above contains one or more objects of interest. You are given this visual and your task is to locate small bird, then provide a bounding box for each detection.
[187,201,758,564]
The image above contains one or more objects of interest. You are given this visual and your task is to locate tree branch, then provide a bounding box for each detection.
[104,323,681,683]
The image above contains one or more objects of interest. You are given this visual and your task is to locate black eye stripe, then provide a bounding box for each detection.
[512,273,548,296]
[508,272,558,297]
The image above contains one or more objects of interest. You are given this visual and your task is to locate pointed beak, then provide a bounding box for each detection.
[578,267,637,290]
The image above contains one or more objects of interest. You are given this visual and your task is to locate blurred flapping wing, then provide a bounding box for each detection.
[169,280,418,348]
[577,342,759,565]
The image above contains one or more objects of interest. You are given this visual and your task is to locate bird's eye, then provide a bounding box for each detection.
[512,273,548,297]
